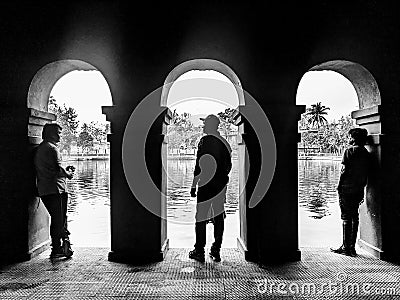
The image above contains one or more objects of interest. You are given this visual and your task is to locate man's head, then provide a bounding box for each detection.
[349,127,368,146]
[42,123,62,143]
[200,114,220,134]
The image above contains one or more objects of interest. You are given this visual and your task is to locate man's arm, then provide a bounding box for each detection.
[191,138,204,196]
[191,175,200,190]
[337,164,346,190]
[191,169,200,197]
[226,146,232,175]
[337,149,349,191]
[60,167,74,180]
[222,140,232,182]
[53,147,74,179]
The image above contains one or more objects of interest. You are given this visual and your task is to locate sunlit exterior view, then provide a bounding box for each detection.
[2,4,400,299]
[53,69,358,249]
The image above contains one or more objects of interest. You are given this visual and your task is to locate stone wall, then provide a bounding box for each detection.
[1,2,400,264]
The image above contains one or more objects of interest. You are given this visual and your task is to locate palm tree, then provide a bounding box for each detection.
[305,102,330,130]
[305,102,330,153]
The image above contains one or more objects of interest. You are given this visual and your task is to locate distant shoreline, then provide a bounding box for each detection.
[298,156,342,161]
[167,154,341,161]
[64,154,342,161]
[64,155,109,161]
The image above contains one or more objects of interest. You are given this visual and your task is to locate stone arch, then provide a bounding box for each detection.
[161,59,245,107]
[300,59,383,258]
[27,60,102,112]
[26,59,112,258]
[160,58,248,253]
[27,59,113,143]
[309,60,381,110]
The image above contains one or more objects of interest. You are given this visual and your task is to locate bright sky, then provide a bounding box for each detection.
[296,70,359,122]
[167,70,239,118]
[50,69,359,125]
[50,70,112,124]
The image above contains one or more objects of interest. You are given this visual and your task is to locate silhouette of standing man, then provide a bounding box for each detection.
[189,114,232,262]
[34,123,75,258]
[331,127,370,257]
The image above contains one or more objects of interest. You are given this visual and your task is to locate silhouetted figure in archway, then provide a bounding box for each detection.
[331,128,370,257]
[34,123,75,258]
[189,114,232,262]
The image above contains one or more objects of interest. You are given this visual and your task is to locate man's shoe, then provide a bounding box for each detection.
[189,249,205,262]
[50,247,65,258]
[62,238,74,258]
[209,249,221,262]
[349,247,357,257]
[330,245,352,256]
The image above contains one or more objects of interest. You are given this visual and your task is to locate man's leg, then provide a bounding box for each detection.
[41,194,64,257]
[350,216,359,256]
[194,220,207,251]
[189,201,209,262]
[212,213,224,249]
[60,193,73,257]
[60,193,69,238]
[331,194,352,256]
[210,212,224,261]
[331,220,352,256]
[349,198,361,256]
[210,187,226,261]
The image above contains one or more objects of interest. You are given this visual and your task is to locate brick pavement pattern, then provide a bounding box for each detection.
[0,247,399,299]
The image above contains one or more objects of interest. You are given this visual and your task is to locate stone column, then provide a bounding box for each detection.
[160,108,172,254]
[103,105,170,263]
[352,105,383,258]
[236,104,304,263]
[353,105,400,261]
[234,108,251,258]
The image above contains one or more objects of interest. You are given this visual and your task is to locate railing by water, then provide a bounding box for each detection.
[64,154,110,161]
[298,153,342,161]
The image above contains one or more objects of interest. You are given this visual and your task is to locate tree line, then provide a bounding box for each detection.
[48,97,355,156]
[48,96,110,155]
[299,102,355,155]
[168,103,355,156]
[167,108,237,151]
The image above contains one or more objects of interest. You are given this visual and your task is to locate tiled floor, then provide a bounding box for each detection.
[0,247,399,299]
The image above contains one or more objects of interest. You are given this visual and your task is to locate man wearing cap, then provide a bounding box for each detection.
[189,114,232,262]
[331,127,370,257]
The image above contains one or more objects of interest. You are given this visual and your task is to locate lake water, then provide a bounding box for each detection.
[64,158,342,248]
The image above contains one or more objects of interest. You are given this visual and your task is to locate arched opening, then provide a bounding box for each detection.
[160,59,246,254]
[27,60,113,255]
[296,60,381,254]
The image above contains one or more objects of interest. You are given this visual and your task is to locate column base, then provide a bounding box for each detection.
[358,238,383,259]
[359,238,400,263]
[108,238,169,264]
[0,240,50,267]
[258,249,301,265]
[237,237,254,261]
[237,237,301,264]
[28,239,51,259]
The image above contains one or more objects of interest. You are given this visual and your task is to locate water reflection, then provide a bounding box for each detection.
[298,160,341,219]
[167,159,340,221]
[166,159,239,224]
[63,158,342,247]
[66,160,110,211]
[64,159,110,247]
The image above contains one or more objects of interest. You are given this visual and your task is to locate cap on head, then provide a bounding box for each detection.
[200,114,220,127]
